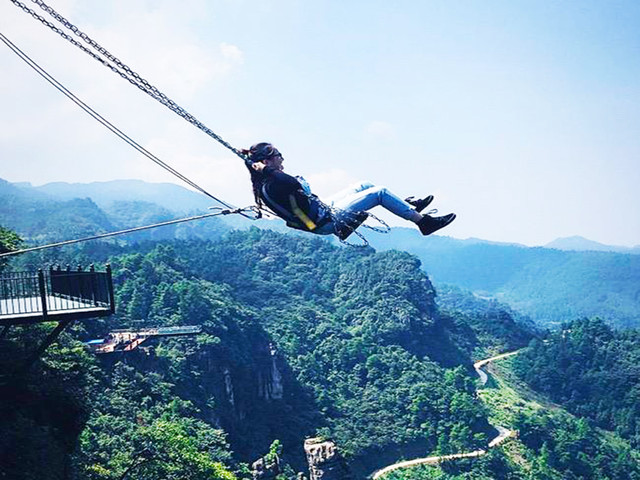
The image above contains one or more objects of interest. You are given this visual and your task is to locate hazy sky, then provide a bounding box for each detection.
[1,0,639,247]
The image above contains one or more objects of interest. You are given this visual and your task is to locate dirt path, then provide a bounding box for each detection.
[371,351,520,479]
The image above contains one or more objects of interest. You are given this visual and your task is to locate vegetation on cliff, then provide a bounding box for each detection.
[382,355,640,480]
[2,227,639,480]
[2,229,533,479]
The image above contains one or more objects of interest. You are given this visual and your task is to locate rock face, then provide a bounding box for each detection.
[304,438,353,480]
[258,343,284,401]
[222,367,235,406]
[252,456,281,480]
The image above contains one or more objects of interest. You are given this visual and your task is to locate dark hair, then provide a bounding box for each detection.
[244,143,281,208]
[248,166,265,208]
[247,143,281,163]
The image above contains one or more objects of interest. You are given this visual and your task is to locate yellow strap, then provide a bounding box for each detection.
[289,195,317,230]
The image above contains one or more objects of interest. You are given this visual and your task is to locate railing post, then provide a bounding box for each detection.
[106,264,115,314]
[65,264,71,300]
[37,269,48,321]
[49,265,58,311]
[89,264,97,306]
[0,273,7,312]
[77,265,83,300]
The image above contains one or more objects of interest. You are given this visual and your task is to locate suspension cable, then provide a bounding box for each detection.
[8,0,249,164]
[0,31,236,210]
[0,207,259,258]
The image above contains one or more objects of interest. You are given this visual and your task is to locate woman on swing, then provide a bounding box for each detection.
[243,142,456,241]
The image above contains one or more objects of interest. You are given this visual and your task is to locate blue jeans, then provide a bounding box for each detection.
[314,182,419,235]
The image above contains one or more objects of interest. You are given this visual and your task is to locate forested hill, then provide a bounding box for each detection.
[514,317,640,449]
[368,229,640,329]
[4,229,640,479]
[0,178,229,243]
[3,176,640,329]
[0,178,115,242]
[2,229,535,479]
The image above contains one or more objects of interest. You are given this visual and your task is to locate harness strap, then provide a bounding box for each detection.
[289,195,317,230]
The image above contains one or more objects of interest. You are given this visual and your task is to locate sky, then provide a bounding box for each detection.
[1,0,639,247]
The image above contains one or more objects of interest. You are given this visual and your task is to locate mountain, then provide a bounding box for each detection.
[0,231,536,479]
[367,228,640,329]
[0,178,117,243]
[4,177,640,329]
[18,179,214,214]
[2,231,639,480]
[0,179,231,246]
[3,178,640,479]
[545,235,640,254]
[514,317,640,448]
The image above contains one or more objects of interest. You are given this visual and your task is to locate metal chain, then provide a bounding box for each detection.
[10,0,130,78]
[338,227,370,248]
[29,0,244,158]
[11,0,246,162]
[360,211,391,234]
[323,203,391,248]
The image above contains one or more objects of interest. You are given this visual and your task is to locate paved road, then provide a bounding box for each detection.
[473,351,520,386]
[371,351,520,480]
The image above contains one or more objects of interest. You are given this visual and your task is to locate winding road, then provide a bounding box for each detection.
[371,351,520,480]
[474,351,520,386]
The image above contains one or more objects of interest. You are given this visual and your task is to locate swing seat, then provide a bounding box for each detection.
[334,211,368,241]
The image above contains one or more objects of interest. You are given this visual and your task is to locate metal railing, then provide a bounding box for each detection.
[0,271,41,316]
[0,265,114,319]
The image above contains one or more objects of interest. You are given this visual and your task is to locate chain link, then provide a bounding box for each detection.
[360,211,391,234]
[325,204,391,248]
[338,227,370,248]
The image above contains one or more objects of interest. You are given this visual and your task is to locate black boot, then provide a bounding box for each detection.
[417,213,456,236]
[405,195,434,213]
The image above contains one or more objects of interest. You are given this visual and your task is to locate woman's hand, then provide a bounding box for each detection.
[251,162,267,172]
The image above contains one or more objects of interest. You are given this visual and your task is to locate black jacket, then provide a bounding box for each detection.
[256,167,330,231]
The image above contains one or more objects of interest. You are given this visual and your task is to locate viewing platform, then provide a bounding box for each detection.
[0,265,115,326]
[88,325,202,354]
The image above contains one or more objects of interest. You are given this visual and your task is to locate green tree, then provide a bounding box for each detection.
[0,226,22,271]
[265,439,283,465]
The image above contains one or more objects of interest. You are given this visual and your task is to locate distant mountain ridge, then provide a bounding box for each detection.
[367,229,640,328]
[545,235,640,254]
[0,178,116,242]
[0,178,229,244]
[16,179,213,213]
